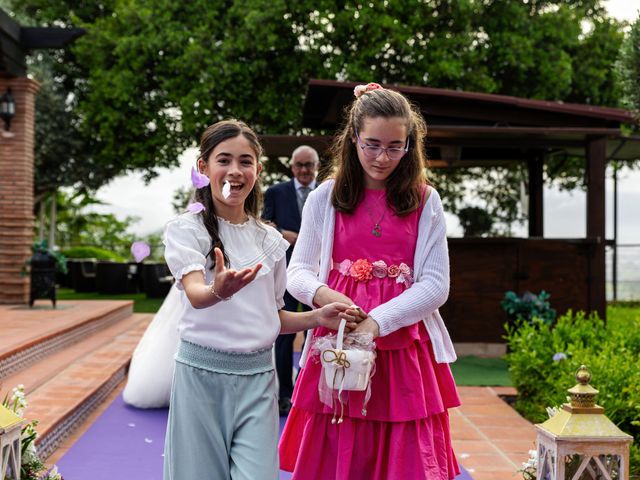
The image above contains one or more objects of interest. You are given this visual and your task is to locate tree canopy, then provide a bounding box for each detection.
[12,0,626,174]
[7,0,635,234]
[617,13,640,121]
[31,54,112,201]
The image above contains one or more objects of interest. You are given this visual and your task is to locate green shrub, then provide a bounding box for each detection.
[61,246,126,262]
[501,290,556,325]
[505,307,640,475]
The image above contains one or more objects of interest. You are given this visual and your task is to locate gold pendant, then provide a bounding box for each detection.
[372,225,381,237]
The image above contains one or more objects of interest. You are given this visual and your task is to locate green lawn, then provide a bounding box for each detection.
[450,355,512,387]
[57,288,164,313]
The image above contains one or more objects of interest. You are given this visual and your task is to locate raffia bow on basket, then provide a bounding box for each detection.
[318,318,376,424]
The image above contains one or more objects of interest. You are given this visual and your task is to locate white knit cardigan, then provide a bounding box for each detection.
[288,179,457,366]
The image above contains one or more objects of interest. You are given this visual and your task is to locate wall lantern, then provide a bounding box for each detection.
[0,404,24,480]
[0,88,16,131]
[535,365,633,479]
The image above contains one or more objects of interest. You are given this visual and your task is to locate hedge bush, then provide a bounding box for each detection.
[61,246,126,262]
[504,306,640,475]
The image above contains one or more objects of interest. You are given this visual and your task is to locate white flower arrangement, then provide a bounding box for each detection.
[2,384,64,480]
[519,449,538,480]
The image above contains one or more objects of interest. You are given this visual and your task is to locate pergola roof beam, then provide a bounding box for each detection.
[21,27,85,49]
[303,79,636,128]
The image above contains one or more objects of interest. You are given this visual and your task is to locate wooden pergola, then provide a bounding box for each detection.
[260,79,640,345]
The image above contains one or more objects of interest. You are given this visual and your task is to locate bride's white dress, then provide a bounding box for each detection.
[123,284,182,408]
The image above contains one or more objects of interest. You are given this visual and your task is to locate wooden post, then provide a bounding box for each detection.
[612,164,618,301]
[586,136,607,320]
[0,77,40,304]
[528,152,544,237]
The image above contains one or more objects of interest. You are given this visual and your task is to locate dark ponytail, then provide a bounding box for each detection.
[194,185,230,268]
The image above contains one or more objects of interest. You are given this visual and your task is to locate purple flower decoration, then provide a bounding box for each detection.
[552,352,567,362]
[187,202,205,213]
[191,166,210,189]
[131,241,150,263]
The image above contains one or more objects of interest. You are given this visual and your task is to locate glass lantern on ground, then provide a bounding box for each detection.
[0,405,24,480]
[535,365,633,480]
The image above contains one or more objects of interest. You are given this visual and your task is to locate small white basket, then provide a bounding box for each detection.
[320,319,375,392]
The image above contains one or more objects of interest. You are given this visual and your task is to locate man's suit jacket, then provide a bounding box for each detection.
[262,179,304,263]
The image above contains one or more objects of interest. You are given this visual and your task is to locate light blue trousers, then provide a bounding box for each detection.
[163,341,279,480]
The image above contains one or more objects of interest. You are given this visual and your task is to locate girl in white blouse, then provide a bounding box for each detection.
[162,120,360,480]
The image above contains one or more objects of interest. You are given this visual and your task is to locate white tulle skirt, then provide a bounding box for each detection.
[123,284,182,408]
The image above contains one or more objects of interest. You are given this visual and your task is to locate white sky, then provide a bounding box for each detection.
[92,3,640,243]
[604,0,640,23]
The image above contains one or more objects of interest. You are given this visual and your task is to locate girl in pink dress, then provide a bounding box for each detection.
[279,83,461,479]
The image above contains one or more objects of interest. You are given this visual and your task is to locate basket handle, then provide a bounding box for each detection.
[336,318,347,351]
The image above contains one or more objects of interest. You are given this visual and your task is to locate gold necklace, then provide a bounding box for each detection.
[364,197,387,237]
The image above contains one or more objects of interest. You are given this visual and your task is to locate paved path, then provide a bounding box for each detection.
[453,386,534,480]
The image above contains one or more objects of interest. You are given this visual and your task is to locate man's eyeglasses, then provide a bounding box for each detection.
[292,162,316,170]
[355,132,410,161]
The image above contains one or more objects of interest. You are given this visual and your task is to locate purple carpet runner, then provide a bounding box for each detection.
[56,394,473,479]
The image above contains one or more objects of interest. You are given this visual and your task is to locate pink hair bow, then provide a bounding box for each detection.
[353,82,382,98]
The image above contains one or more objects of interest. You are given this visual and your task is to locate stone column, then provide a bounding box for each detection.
[0,77,40,304]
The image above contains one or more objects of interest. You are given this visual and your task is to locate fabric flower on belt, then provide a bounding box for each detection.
[350,258,373,282]
[337,259,353,276]
[397,263,413,288]
[371,260,388,279]
[386,264,400,278]
[333,258,414,288]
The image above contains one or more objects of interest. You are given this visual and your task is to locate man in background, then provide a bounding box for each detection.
[262,145,319,416]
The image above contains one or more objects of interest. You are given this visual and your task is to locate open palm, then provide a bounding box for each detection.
[211,247,262,299]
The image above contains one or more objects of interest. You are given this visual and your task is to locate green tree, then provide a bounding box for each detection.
[457,206,495,237]
[11,0,627,170]
[8,0,633,232]
[171,186,193,214]
[48,190,140,258]
[31,54,113,199]
[616,12,640,121]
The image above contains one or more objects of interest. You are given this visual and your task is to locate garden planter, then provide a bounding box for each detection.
[141,262,173,298]
[96,261,133,294]
[69,259,97,292]
[29,250,57,307]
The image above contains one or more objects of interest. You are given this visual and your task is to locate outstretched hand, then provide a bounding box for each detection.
[211,247,262,299]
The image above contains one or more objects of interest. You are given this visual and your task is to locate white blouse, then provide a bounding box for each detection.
[163,212,289,352]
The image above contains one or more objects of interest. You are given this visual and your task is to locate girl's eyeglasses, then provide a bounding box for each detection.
[355,132,410,161]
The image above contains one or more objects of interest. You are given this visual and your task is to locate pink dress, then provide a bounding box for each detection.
[279,188,461,479]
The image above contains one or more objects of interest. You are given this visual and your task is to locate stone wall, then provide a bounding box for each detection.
[0,77,39,304]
